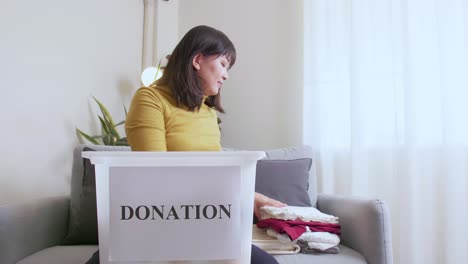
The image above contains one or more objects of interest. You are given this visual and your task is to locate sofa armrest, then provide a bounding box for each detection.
[0,196,69,264]
[317,193,393,264]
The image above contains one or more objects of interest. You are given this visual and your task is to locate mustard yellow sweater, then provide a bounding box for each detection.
[125,86,221,151]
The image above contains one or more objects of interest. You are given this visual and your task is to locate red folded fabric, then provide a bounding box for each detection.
[256,218,341,240]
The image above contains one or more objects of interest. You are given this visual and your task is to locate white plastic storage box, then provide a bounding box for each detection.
[82,151,265,264]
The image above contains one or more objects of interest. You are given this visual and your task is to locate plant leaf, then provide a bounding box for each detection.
[107,122,121,139]
[115,120,125,127]
[110,135,117,145]
[98,116,110,134]
[93,96,115,125]
[102,134,110,145]
[123,104,128,118]
[116,137,129,146]
[76,128,101,145]
[93,96,121,139]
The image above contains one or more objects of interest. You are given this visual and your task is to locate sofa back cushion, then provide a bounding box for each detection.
[255,158,313,208]
[263,145,317,207]
[62,145,130,245]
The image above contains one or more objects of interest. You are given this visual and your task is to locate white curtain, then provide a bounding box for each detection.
[303,0,468,263]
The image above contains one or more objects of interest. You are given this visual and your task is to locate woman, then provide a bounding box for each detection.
[86,25,284,264]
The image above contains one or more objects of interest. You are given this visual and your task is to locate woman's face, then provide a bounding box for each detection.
[193,54,230,96]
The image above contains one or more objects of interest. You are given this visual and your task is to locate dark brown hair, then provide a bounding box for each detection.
[156,25,236,113]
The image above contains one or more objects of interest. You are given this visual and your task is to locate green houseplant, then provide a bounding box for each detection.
[76,97,128,146]
[78,62,163,146]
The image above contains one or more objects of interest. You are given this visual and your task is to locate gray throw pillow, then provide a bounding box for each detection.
[62,147,98,245]
[255,158,313,208]
[225,145,317,207]
[62,145,130,245]
[264,146,316,207]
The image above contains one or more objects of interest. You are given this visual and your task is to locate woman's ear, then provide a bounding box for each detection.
[192,53,202,70]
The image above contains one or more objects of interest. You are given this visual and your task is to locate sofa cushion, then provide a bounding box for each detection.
[16,245,98,264]
[16,245,366,264]
[224,145,317,207]
[263,146,317,207]
[62,145,130,245]
[62,147,97,245]
[255,158,312,207]
[274,245,367,264]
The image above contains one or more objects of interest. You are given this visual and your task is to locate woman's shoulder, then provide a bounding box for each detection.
[134,85,174,105]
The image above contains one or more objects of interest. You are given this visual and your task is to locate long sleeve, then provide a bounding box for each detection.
[125,87,167,151]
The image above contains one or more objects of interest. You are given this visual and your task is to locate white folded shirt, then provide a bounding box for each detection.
[259,205,339,224]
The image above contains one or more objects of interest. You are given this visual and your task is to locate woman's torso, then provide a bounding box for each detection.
[125,86,221,151]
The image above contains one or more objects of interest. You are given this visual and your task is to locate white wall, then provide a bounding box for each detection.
[0,0,143,202]
[0,0,303,202]
[178,0,303,150]
[142,0,179,69]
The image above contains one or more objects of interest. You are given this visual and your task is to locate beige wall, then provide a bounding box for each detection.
[178,0,304,150]
[0,0,143,202]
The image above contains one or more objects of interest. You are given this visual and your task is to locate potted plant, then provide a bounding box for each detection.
[76,97,128,146]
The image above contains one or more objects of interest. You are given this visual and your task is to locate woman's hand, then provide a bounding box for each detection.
[254,192,287,219]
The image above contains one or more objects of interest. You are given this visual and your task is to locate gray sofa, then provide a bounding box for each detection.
[0,145,393,264]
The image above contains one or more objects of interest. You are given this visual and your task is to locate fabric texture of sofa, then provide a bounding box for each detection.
[0,145,393,264]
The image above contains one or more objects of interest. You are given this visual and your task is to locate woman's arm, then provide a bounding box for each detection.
[253,192,287,219]
[125,87,167,151]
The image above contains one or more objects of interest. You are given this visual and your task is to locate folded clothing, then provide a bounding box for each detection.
[260,206,339,224]
[266,228,340,245]
[252,225,301,255]
[266,228,340,253]
[252,240,301,255]
[257,218,341,240]
[297,240,340,254]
